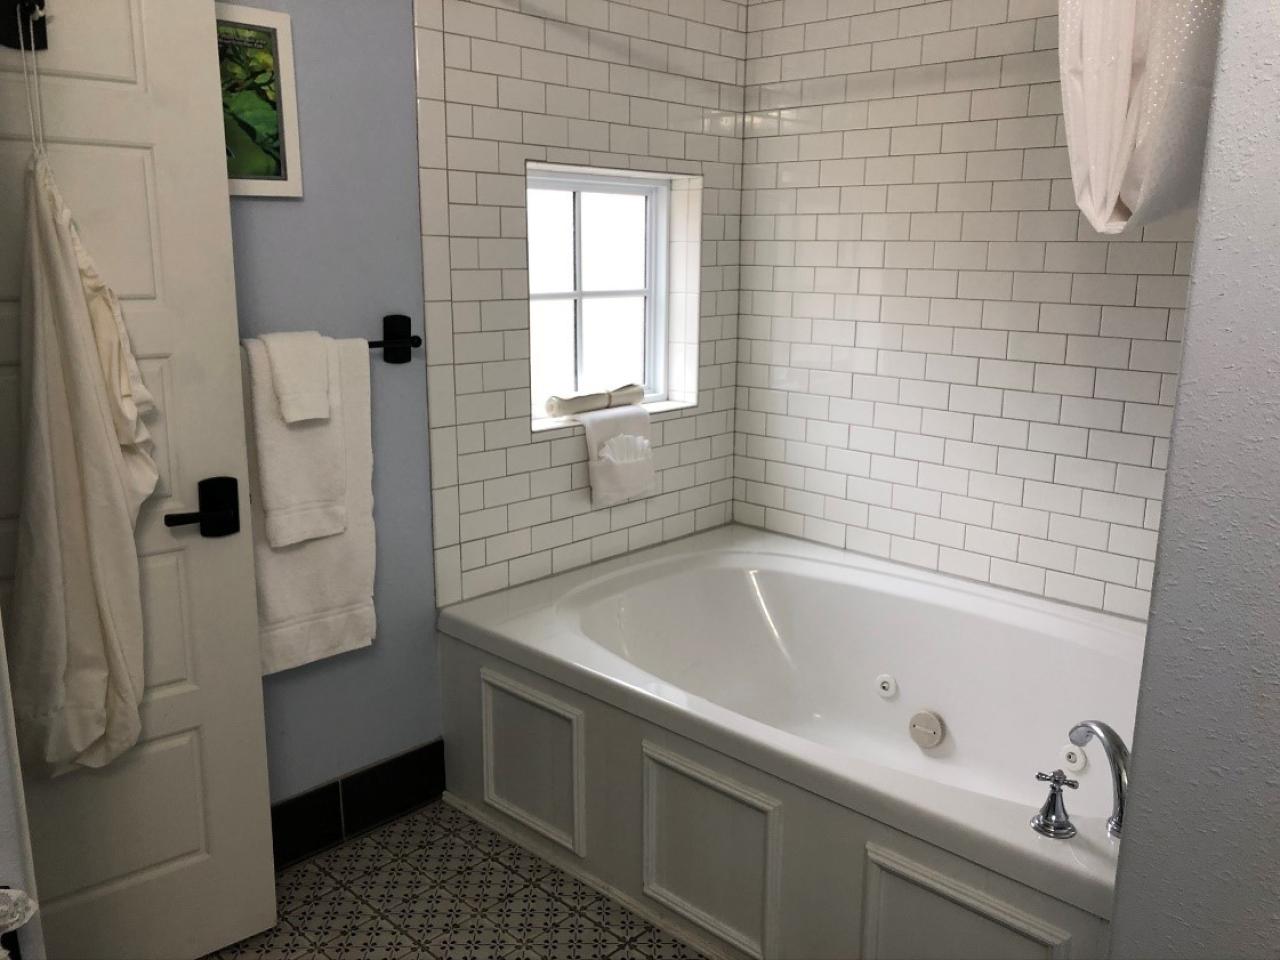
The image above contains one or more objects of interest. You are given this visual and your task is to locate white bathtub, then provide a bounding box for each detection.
[439,527,1144,957]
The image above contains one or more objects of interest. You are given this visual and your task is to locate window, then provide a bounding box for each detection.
[526,167,669,418]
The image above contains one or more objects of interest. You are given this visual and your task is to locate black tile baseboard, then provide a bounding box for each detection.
[271,782,343,869]
[270,739,445,869]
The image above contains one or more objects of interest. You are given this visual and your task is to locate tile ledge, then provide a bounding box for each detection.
[531,399,697,434]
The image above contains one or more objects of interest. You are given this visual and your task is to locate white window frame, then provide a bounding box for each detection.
[526,166,670,408]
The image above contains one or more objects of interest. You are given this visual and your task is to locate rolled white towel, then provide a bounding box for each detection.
[546,383,644,418]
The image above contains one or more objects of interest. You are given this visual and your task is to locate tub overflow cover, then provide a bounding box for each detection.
[909,710,945,749]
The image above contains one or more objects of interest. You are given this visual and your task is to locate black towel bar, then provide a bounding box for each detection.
[369,314,422,364]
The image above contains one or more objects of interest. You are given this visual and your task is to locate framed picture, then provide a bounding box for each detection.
[215,4,303,197]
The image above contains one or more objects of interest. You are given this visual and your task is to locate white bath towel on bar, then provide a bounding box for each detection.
[244,337,347,547]
[245,338,377,675]
[262,331,330,423]
[581,404,656,508]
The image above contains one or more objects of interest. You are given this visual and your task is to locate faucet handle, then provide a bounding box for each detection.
[1031,769,1079,839]
[1036,769,1079,790]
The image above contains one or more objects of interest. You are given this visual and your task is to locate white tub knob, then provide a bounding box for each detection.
[1060,743,1088,773]
[875,674,897,699]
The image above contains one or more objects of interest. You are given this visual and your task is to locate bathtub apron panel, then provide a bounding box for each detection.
[440,634,1112,960]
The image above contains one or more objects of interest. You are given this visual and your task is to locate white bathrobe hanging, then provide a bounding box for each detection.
[10,154,159,774]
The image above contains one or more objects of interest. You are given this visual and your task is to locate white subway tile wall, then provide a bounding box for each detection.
[416,0,747,604]
[735,0,1190,620]
[416,0,1190,620]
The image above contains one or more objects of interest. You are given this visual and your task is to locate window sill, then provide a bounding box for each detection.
[531,399,697,434]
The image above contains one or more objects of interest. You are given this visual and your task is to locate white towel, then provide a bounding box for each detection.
[581,405,656,508]
[262,331,330,423]
[244,339,377,675]
[244,337,347,547]
[546,383,644,418]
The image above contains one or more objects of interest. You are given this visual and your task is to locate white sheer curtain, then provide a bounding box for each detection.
[1058,0,1222,234]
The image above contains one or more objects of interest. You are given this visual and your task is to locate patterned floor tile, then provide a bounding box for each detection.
[209,916,323,959]
[310,834,401,884]
[579,892,651,939]
[312,915,420,960]
[378,884,473,942]
[420,912,512,959]
[491,843,561,885]
[366,804,457,857]
[479,881,574,942]
[529,911,626,960]
[283,888,379,942]
[533,870,602,911]
[341,858,439,913]
[209,800,705,960]
[444,857,532,913]
[275,861,344,917]
[627,926,706,960]
[408,831,493,884]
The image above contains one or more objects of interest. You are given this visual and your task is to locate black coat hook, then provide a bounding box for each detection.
[368,314,422,364]
[1,0,47,51]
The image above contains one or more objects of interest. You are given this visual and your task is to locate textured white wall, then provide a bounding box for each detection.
[1110,1,1280,954]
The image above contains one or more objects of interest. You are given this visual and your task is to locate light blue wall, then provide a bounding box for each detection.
[227,0,438,802]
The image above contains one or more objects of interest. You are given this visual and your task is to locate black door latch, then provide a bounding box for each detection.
[164,476,240,537]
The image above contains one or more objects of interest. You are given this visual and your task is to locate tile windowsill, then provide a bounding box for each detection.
[531,398,696,434]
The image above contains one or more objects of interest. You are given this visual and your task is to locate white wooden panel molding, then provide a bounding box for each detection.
[0,0,144,85]
[134,357,178,502]
[480,668,586,856]
[26,729,208,903]
[445,790,736,960]
[641,741,782,960]
[862,843,1072,960]
[0,140,160,303]
[0,367,17,515]
[138,550,193,693]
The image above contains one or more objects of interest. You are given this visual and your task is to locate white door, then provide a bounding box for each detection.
[0,1,275,958]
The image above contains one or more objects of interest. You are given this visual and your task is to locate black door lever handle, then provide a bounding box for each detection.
[165,476,240,537]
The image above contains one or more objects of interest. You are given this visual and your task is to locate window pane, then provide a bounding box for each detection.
[581,296,645,394]
[581,192,646,292]
[526,188,574,294]
[529,299,575,415]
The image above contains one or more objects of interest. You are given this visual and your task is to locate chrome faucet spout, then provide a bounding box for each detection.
[1069,720,1129,838]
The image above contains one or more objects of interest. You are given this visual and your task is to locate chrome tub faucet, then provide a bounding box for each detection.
[1069,720,1130,838]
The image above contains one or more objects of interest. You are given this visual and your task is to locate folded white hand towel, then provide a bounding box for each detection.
[244,337,347,547]
[580,404,656,508]
[245,339,377,674]
[262,331,330,423]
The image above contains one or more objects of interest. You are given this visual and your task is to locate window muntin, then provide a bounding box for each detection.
[526,168,668,418]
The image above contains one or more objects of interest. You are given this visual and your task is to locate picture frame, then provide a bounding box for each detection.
[215,3,303,198]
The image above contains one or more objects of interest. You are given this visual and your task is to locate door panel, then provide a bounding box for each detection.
[28,732,206,902]
[0,0,275,956]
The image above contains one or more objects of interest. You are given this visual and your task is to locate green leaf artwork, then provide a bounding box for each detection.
[218,21,286,179]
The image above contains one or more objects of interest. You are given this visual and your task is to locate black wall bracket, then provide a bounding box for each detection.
[1,0,47,51]
[368,314,422,364]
